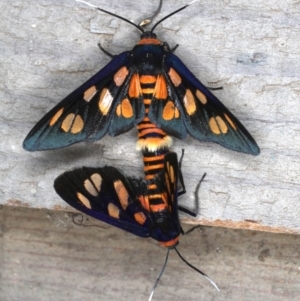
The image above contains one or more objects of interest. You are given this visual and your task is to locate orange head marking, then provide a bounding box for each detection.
[138,32,161,45]
[159,237,179,248]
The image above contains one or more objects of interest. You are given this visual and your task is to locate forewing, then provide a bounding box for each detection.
[151,52,260,155]
[23,51,144,151]
[155,152,180,226]
[54,165,152,238]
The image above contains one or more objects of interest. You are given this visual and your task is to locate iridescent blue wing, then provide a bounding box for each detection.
[23,51,145,151]
[149,52,260,155]
[54,165,151,238]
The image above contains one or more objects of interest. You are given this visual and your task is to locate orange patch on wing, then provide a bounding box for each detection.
[98,88,113,115]
[71,115,84,134]
[83,86,97,102]
[114,66,129,86]
[91,173,102,190]
[168,68,182,87]
[138,38,161,45]
[224,113,237,130]
[128,74,141,98]
[139,195,150,211]
[114,180,129,210]
[84,173,102,196]
[49,108,64,126]
[165,173,171,195]
[121,98,133,118]
[61,113,83,133]
[209,116,228,134]
[84,179,98,196]
[116,104,121,117]
[61,113,74,132]
[196,89,207,105]
[134,212,147,225]
[139,75,157,84]
[162,100,180,120]
[77,192,91,209]
[154,75,167,99]
[183,89,196,115]
[108,203,120,219]
[168,165,175,184]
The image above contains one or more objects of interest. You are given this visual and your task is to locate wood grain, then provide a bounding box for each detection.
[1,1,299,233]
[1,206,300,301]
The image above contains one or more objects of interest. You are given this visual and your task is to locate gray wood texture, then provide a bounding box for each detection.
[1,0,300,233]
[1,206,300,301]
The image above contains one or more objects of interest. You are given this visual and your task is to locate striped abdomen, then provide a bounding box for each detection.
[136,74,173,215]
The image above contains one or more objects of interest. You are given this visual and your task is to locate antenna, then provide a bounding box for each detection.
[148,244,219,300]
[76,0,200,35]
[174,246,220,291]
[148,249,169,301]
[150,0,199,33]
[76,0,144,33]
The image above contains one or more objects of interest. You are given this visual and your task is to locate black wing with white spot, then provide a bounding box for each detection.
[23,51,145,151]
[54,165,151,238]
[149,51,260,155]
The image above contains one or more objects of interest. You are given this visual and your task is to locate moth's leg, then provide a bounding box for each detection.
[98,43,115,58]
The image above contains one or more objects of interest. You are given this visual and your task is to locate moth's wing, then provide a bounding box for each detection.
[163,152,180,224]
[23,51,145,151]
[154,152,181,232]
[54,165,152,238]
[149,52,260,155]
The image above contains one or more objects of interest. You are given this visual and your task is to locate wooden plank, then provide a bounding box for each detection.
[1,206,300,301]
[1,0,299,233]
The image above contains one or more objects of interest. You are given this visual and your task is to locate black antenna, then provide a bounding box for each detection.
[174,246,220,291]
[148,246,219,300]
[77,0,199,35]
[76,0,145,33]
[148,249,170,301]
[151,0,199,33]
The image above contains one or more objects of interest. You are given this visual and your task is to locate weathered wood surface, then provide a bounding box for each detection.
[1,206,300,301]
[1,0,300,233]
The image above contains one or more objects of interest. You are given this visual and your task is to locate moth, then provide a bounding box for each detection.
[23,2,260,156]
[54,151,219,297]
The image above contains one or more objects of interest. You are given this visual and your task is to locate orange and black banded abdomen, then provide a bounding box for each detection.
[136,74,172,153]
[141,150,170,221]
[134,74,174,220]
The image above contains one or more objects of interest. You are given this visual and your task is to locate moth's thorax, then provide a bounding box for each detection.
[132,46,164,75]
[140,194,180,248]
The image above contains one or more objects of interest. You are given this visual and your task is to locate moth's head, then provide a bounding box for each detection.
[151,210,180,248]
[137,31,161,45]
[160,237,179,249]
[140,31,157,40]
